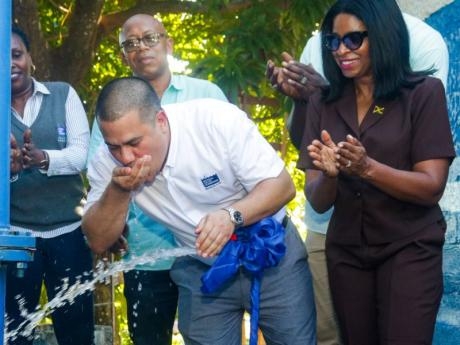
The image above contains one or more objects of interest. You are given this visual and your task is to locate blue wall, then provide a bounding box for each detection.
[426,0,460,342]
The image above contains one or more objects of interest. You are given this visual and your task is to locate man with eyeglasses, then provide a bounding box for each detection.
[87,14,227,345]
[266,7,448,345]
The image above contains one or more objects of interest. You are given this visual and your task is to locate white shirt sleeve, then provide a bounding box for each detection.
[403,13,449,88]
[299,32,325,78]
[84,146,119,213]
[46,86,90,175]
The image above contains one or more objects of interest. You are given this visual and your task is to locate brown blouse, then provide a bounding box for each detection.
[297,76,456,245]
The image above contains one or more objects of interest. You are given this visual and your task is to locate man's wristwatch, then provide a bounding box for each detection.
[224,207,244,229]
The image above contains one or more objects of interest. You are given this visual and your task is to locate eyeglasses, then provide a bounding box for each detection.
[324,31,368,52]
[120,33,167,53]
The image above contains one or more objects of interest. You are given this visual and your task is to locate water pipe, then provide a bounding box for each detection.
[0,0,11,223]
[0,2,36,343]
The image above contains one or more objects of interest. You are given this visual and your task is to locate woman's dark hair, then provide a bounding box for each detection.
[320,0,433,102]
[12,25,30,52]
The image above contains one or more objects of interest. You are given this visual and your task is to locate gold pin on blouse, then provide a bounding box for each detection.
[372,105,384,115]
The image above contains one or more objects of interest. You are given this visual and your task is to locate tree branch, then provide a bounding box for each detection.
[52,0,105,85]
[98,0,202,36]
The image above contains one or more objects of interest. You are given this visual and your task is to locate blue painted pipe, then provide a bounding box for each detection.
[0,1,11,229]
[0,2,13,343]
[0,1,12,343]
[0,3,36,345]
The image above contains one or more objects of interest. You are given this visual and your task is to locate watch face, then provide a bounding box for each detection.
[233,211,244,226]
[225,207,244,228]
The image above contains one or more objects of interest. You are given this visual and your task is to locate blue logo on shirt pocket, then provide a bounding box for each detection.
[201,174,221,189]
[56,124,67,149]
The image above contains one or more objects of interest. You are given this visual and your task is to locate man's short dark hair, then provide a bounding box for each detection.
[95,77,162,124]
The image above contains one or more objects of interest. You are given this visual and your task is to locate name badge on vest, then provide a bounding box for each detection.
[201,174,221,189]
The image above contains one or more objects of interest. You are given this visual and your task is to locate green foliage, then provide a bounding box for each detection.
[84,37,131,123]
[36,0,69,46]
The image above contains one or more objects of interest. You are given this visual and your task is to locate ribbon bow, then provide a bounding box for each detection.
[201,216,286,345]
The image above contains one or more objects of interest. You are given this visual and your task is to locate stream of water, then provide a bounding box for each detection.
[4,247,195,343]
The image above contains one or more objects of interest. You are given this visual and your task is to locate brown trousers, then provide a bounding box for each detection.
[327,220,445,345]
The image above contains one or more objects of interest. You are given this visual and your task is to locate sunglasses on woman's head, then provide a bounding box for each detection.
[324,31,368,52]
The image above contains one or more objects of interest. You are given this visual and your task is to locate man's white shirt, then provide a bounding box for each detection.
[85,99,286,248]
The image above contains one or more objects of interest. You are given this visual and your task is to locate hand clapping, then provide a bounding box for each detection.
[10,134,23,174]
[308,130,370,178]
[22,129,48,169]
[266,52,327,101]
[336,134,370,177]
[308,130,339,177]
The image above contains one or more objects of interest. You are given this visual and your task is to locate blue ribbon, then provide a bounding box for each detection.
[201,216,286,345]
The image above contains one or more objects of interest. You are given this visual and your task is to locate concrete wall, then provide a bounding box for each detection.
[398,0,455,20]
[425,0,460,342]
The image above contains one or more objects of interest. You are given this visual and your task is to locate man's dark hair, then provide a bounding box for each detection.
[12,25,30,51]
[95,77,162,124]
[320,0,433,102]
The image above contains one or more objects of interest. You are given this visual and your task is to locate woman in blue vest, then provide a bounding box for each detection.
[7,26,94,345]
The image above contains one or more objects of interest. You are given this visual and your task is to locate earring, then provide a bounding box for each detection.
[31,64,36,74]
